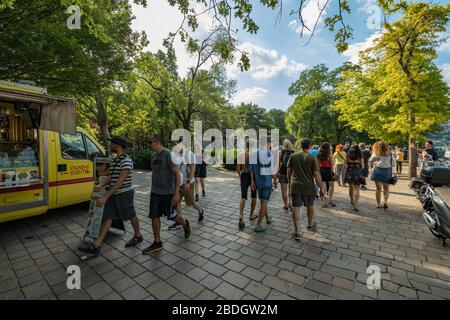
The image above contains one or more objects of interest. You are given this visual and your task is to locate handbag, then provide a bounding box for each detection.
[388,154,398,185]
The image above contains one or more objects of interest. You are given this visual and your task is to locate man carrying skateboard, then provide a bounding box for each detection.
[79,136,143,255]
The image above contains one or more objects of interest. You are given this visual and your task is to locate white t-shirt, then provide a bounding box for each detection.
[174,150,196,185]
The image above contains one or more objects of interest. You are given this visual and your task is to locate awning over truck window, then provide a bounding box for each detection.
[40,100,76,134]
[0,85,77,134]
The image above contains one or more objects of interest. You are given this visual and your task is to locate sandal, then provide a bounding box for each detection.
[383,204,389,210]
[292,233,301,241]
[249,215,258,221]
[238,221,245,230]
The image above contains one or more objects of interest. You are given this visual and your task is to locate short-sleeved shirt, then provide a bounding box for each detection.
[108,154,133,195]
[250,149,274,189]
[288,151,319,195]
[333,151,346,165]
[150,148,177,195]
[175,150,196,185]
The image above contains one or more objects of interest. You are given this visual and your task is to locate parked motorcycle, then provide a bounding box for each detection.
[410,164,450,246]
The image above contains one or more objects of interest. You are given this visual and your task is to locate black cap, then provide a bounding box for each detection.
[108,136,129,149]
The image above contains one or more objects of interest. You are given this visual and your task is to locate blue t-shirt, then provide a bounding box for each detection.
[250,149,273,189]
[310,149,318,157]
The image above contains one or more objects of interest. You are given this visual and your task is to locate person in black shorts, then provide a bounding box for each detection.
[143,135,190,254]
[237,142,257,230]
[79,136,142,255]
[194,143,207,201]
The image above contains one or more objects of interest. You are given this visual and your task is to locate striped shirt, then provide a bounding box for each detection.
[108,154,133,194]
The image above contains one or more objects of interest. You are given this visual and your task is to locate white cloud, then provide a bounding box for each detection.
[288,0,329,36]
[438,35,450,53]
[227,42,307,79]
[232,87,268,105]
[343,32,382,64]
[131,2,216,78]
[440,64,450,85]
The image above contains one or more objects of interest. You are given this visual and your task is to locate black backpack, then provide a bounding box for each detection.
[280,150,294,175]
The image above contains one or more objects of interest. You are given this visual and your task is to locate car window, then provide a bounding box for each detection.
[84,135,104,159]
[60,133,87,160]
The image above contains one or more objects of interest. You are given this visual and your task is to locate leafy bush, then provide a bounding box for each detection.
[127,149,153,170]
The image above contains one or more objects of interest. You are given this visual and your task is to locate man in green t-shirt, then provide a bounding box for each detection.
[287,138,323,241]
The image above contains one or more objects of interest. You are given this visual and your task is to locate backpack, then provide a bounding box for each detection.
[280,150,294,175]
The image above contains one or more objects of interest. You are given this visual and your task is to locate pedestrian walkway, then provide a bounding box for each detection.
[1,167,450,300]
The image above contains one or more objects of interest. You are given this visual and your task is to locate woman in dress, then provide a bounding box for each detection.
[344,145,365,212]
[369,141,396,210]
[318,142,335,207]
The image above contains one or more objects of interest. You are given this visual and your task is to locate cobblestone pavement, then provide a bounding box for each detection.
[1,167,450,300]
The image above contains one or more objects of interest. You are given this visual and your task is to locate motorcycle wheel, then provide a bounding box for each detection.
[429,227,444,239]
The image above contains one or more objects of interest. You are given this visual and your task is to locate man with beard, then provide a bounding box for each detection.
[79,136,143,255]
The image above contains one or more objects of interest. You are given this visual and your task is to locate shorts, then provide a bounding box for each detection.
[149,192,173,219]
[320,167,333,182]
[180,182,196,206]
[292,194,315,208]
[279,174,288,184]
[258,187,272,201]
[103,189,136,221]
[240,172,257,199]
[195,164,207,178]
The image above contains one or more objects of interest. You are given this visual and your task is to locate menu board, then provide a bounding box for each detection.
[0,167,40,187]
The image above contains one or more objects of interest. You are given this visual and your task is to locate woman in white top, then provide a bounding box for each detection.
[369,141,396,210]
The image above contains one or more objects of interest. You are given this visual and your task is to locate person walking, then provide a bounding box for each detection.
[396,146,405,175]
[360,143,371,190]
[369,141,396,210]
[287,138,323,241]
[344,145,365,212]
[333,144,346,187]
[169,139,205,231]
[194,143,207,201]
[79,136,142,255]
[250,137,276,233]
[237,141,257,230]
[278,139,295,211]
[143,135,189,254]
[317,142,335,207]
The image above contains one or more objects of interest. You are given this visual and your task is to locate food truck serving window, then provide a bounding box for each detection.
[0,102,41,188]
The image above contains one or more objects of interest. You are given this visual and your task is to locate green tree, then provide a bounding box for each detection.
[334,2,450,177]
[286,63,357,144]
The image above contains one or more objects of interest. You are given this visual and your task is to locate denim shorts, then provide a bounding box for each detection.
[258,187,272,201]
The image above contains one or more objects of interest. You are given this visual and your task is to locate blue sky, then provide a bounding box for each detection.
[132,0,450,111]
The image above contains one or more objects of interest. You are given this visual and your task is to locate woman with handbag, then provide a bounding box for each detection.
[344,145,365,212]
[369,141,397,210]
[318,142,336,207]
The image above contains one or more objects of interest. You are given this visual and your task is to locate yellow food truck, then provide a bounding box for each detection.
[0,81,106,223]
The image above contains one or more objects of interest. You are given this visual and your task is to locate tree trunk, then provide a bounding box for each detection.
[408,109,417,178]
[96,95,111,150]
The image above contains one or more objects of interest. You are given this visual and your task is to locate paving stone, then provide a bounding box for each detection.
[262,276,289,293]
[86,281,114,300]
[244,281,271,300]
[194,289,218,300]
[200,274,223,291]
[147,280,178,300]
[214,281,245,300]
[304,279,332,296]
[201,261,228,277]
[166,273,204,298]
[186,267,210,282]
[120,284,149,300]
[222,271,251,289]
[22,280,52,300]
[277,270,306,287]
